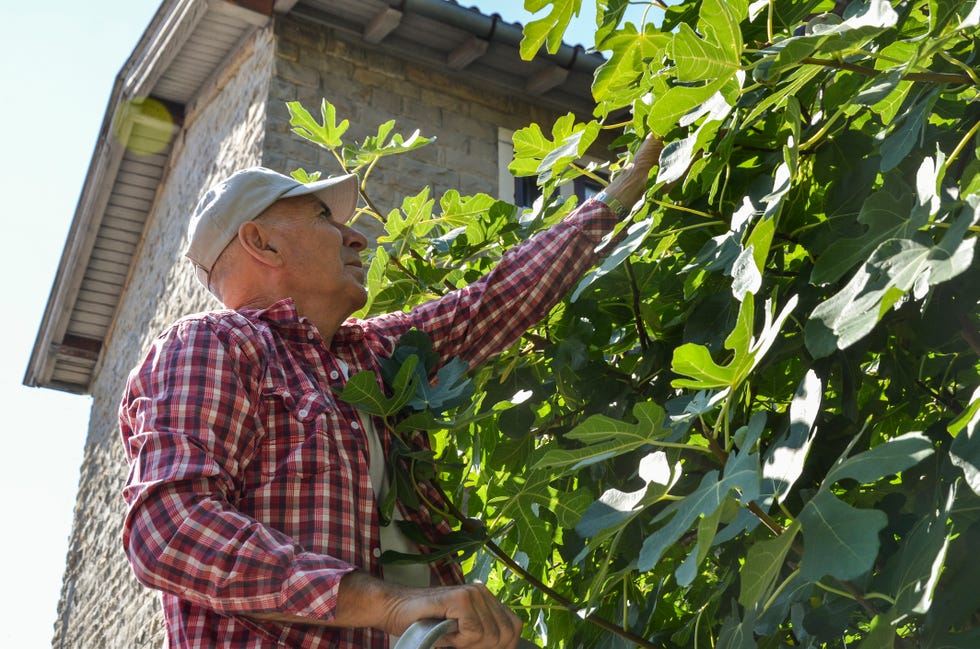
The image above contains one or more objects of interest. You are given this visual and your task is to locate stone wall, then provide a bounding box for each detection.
[52,12,566,648]
[51,25,276,649]
[263,14,563,231]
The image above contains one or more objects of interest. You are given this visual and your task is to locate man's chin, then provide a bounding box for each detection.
[351,288,369,312]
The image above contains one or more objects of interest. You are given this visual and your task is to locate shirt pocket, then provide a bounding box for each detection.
[259,386,337,479]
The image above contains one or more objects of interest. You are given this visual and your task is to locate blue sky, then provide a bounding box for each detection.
[0,1,649,646]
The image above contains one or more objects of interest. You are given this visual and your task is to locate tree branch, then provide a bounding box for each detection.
[801,57,975,85]
[448,499,668,649]
[625,259,652,352]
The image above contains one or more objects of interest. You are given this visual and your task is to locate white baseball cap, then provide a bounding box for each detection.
[185,167,359,288]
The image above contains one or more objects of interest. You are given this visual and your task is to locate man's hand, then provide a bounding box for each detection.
[378,579,523,648]
[251,571,523,648]
[602,136,664,213]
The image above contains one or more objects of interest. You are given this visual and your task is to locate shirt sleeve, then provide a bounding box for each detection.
[119,317,356,621]
[363,197,619,368]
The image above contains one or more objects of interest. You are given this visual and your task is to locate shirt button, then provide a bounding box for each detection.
[330,370,340,380]
[351,421,361,430]
[372,547,382,558]
[298,409,309,418]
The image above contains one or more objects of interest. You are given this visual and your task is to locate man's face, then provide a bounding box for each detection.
[260,193,369,316]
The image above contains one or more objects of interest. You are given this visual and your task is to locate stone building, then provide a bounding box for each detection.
[25,0,602,646]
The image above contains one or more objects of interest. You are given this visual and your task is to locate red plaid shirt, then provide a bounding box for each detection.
[119,199,617,648]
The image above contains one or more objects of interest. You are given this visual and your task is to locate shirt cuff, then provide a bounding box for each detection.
[564,197,621,245]
[592,190,630,219]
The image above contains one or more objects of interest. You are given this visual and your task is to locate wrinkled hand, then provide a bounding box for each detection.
[387,582,522,649]
[325,573,522,648]
[603,135,664,211]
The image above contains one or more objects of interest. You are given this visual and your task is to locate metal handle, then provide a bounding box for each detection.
[393,617,537,649]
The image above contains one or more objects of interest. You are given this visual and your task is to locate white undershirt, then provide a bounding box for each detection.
[335,360,431,589]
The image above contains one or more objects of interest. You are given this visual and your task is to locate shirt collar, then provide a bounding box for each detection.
[240,298,365,344]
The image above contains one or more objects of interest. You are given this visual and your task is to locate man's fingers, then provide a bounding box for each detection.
[432,583,523,648]
[629,135,665,180]
[603,134,665,210]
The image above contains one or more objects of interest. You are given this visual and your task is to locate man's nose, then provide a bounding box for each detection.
[344,224,368,251]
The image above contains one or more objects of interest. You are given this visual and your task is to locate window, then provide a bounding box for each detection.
[498,127,604,208]
[514,176,541,208]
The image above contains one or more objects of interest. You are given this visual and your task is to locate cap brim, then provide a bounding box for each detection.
[283,173,359,222]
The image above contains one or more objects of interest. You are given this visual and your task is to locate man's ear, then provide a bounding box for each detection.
[237,220,283,268]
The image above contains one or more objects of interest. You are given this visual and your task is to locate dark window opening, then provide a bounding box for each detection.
[514,176,541,208]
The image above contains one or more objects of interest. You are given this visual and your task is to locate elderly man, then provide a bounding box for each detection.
[119,136,661,649]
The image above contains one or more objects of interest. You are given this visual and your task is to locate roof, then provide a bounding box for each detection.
[24,0,604,394]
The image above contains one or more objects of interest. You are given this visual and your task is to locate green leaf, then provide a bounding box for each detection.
[571,217,655,302]
[381,525,488,565]
[537,123,600,179]
[344,119,434,171]
[490,471,569,565]
[672,24,735,83]
[805,232,977,358]
[509,114,599,184]
[860,609,900,649]
[810,190,922,286]
[287,99,349,150]
[745,214,776,272]
[798,490,887,581]
[337,356,419,417]
[763,0,899,75]
[593,24,670,101]
[409,356,474,414]
[672,294,797,390]
[674,502,725,586]
[717,606,760,649]
[595,0,630,47]
[535,401,669,472]
[552,488,592,529]
[731,244,762,300]
[882,486,954,616]
[671,0,743,83]
[380,188,436,255]
[950,387,980,495]
[520,0,582,59]
[375,330,474,416]
[738,521,801,608]
[671,295,754,389]
[827,432,934,484]
[647,75,735,137]
[576,452,681,540]
[853,70,902,106]
[949,385,980,437]
[657,134,698,186]
[762,161,793,220]
[695,0,744,62]
[959,0,980,29]
[353,245,389,318]
[927,0,971,35]
[745,64,823,124]
[638,447,760,572]
[880,92,937,173]
[919,629,980,649]
[762,370,821,504]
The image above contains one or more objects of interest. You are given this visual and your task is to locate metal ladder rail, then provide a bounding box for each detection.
[394,618,538,649]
